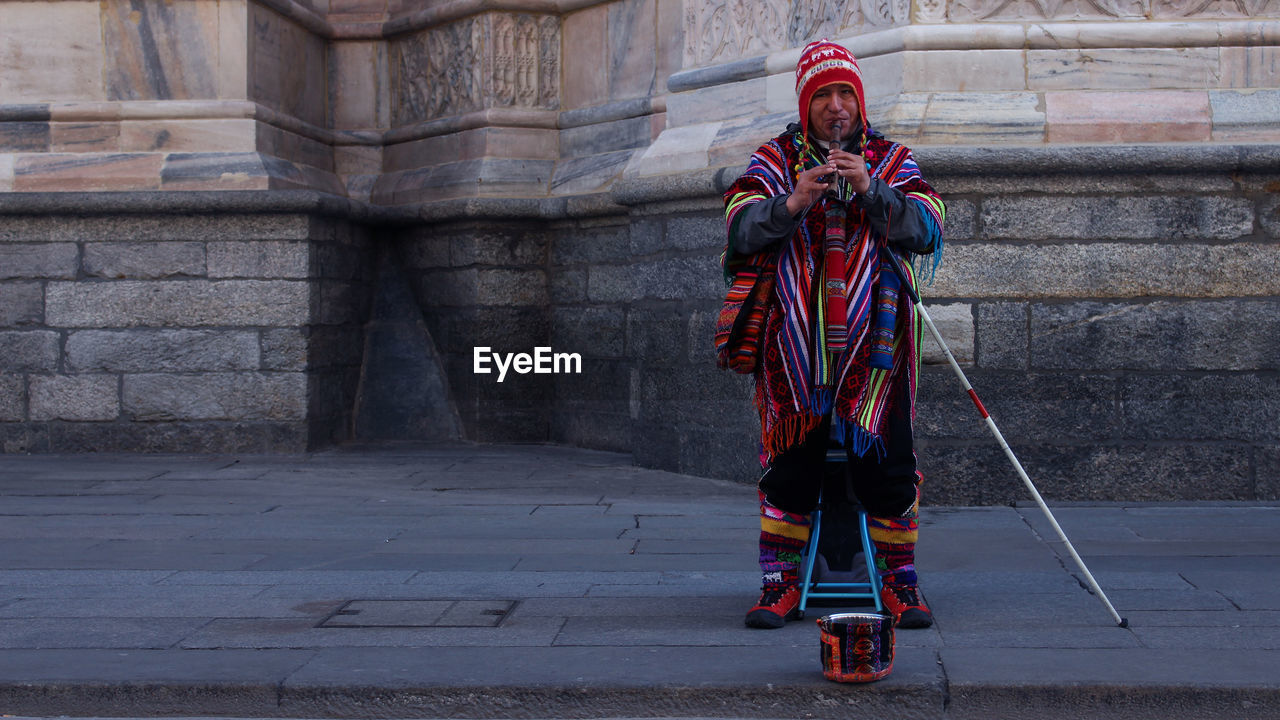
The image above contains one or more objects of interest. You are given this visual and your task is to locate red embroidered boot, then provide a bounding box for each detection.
[745,584,802,629]
[880,583,933,629]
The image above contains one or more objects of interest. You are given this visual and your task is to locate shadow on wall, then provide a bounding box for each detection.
[353,243,463,442]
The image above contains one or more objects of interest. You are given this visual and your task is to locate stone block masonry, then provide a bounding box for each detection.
[2,144,1278,504]
[903,157,1280,505]
[378,144,1280,503]
[0,194,375,453]
[395,220,555,443]
[558,146,1280,504]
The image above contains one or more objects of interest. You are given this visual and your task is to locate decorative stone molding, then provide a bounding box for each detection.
[937,0,1277,22]
[679,0,1280,57]
[683,0,914,67]
[392,13,559,127]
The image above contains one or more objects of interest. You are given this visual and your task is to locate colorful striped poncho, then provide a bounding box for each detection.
[723,129,945,466]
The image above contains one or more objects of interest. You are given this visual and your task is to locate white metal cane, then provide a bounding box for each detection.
[880,246,1129,628]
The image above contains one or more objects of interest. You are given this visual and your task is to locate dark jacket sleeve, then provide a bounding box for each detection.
[853,178,939,255]
[730,195,799,256]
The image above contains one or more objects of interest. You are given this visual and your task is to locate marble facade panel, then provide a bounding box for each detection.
[918,92,1045,144]
[50,123,122,153]
[0,123,49,153]
[257,123,335,172]
[331,0,387,13]
[331,41,389,130]
[867,94,932,140]
[857,53,906,103]
[159,153,271,191]
[383,134,459,174]
[334,145,382,176]
[0,1,105,103]
[654,0,684,95]
[119,120,257,153]
[1022,20,1217,49]
[260,154,346,194]
[219,0,250,99]
[383,127,557,174]
[764,68,799,115]
[461,127,558,161]
[607,0,658,101]
[628,122,720,176]
[1220,46,1280,88]
[903,49,1028,92]
[0,154,13,192]
[706,111,793,169]
[1028,48,1223,90]
[371,157,555,204]
[649,110,666,146]
[563,6,609,110]
[13,153,164,192]
[250,2,329,128]
[102,0,220,101]
[550,149,633,195]
[560,116,651,159]
[666,77,769,128]
[2,0,1274,204]
[1045,90,1213,143]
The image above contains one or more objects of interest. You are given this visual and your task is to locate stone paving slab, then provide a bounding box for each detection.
[0,445,1277,719]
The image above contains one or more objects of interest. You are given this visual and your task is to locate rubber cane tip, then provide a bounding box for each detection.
[1118,618,1130,628]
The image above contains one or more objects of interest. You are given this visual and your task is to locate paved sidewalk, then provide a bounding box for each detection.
[0,443,1277,719]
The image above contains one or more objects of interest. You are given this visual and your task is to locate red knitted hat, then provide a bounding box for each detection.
[795,39,867,139]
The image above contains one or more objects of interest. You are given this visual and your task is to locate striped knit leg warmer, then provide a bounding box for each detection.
[758,491,812,589]
[868,484,920,589]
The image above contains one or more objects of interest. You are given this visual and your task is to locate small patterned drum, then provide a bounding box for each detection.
[817,611,896,683]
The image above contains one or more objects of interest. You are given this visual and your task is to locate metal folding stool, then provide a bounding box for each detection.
[797,448,884,618]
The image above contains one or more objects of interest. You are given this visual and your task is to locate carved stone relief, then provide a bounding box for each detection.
[394,12,559,126]
[685,0,911,67]
[684,0,788,67]
[787,0,842,47]
[851,0,912,28]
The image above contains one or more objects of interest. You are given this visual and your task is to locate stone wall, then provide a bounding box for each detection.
[385,143,1280,503]
[906,147,1280,504]
[396,217,556,443]
[0,193,376,453]
[544,146,1280,504]
[1,0,1277,501]
[2,150,1276,502]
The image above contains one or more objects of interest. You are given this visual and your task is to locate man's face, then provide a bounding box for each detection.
[807,83,860,142]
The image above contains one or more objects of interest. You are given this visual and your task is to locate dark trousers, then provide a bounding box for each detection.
[758,385,919,518]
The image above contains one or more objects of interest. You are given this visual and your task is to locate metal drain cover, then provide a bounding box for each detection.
[319,599,516,628]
